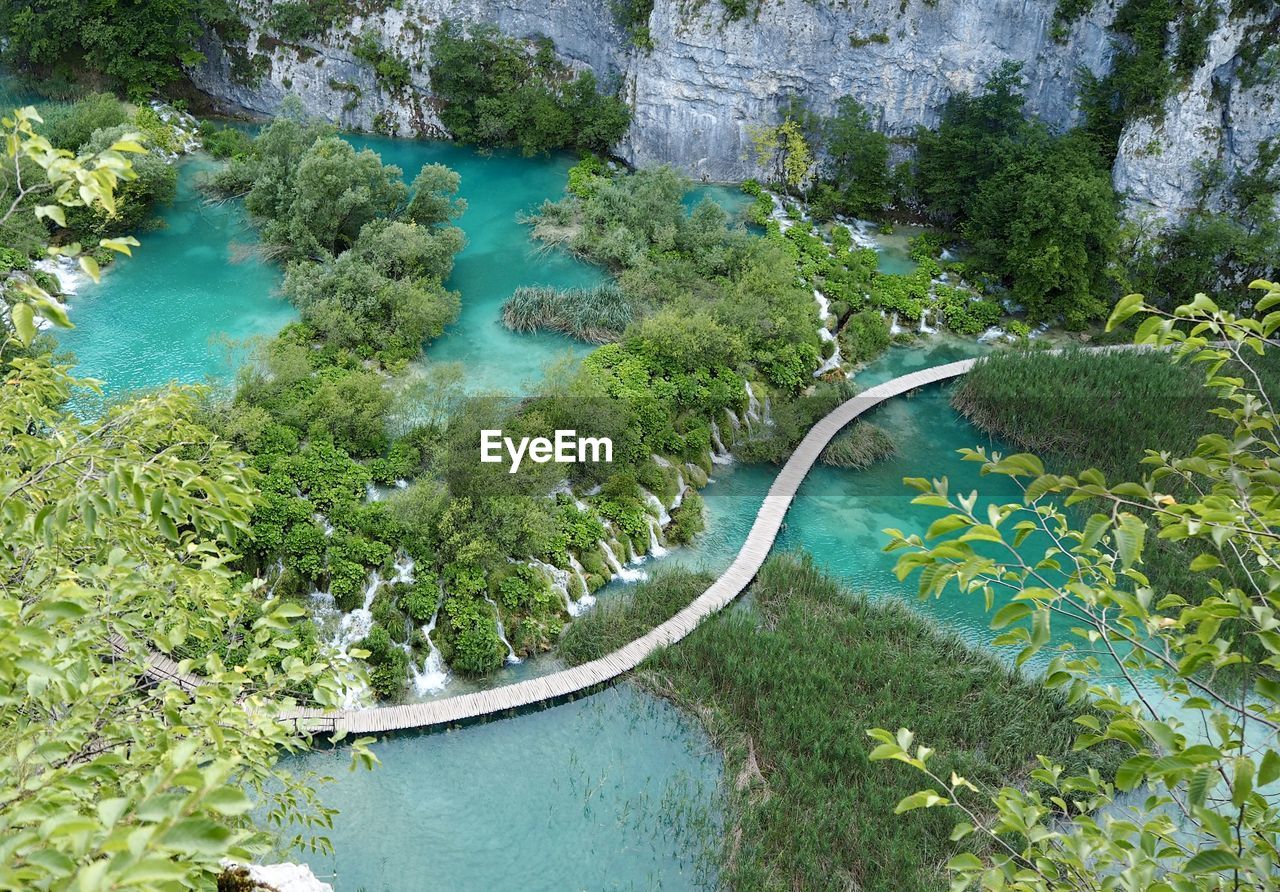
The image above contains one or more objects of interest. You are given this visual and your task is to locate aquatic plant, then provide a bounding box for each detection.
[818,421,897,469]
[501,283,633,343]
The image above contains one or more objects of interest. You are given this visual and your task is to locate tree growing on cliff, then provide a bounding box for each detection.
[875,284,1280,890]
[746,118,815,196]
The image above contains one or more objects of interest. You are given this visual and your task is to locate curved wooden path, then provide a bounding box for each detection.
[282,358,978,735]
[115,359,975,734]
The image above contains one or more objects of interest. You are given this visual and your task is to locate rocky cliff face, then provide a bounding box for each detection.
[189,0,1278,225]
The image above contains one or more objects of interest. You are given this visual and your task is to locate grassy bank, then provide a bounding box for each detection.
[562,553,1117,892]
[952,346,1280,599]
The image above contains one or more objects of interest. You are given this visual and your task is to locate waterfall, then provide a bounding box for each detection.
[708,419,733,465]
[566,552,595,607]
[651,454,671,468]
[640,487,671,527]
[768,192,794,231]
[814,288,843,377]
[918,308,937,335]
[724,408,741,432]
[550,479,590,511]
[598,539,647,582]
[888,312,903,336]
[407,601,449,695]
[483,594,520,664]
[529,558,594,618]
[671,470,686,510]
[744,381,762,425]
[646,516,669,558]
[838,218,880,250]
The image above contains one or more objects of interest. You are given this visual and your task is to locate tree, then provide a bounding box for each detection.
[0,109,373,887]
[823,97,890,215]
[874,284,1280,890]
[746,117,814,195]
[1,106,141,354]
[404,162,467,228]
[0,0,210,92]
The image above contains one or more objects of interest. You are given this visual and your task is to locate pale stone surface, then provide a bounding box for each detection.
[188,0,1278,225]
[238,862,334,892]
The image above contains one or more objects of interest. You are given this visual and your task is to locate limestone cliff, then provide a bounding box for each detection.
[188,0,1278,224]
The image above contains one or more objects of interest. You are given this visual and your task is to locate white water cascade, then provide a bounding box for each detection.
[670,470,687,510]
[813,289,843,377]
[708,419,733,465]
[598,538,647,582]
[646,516,669,559]
[744,381,762,425]
[550,480,590,511]
[408,600,450,695]
[565,552,594,605]
[838,217,880,251]
[482,594,520,664]
[640,487,671,527]
[529,558,595,618]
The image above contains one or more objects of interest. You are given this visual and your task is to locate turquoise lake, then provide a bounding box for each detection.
[50,134,1119,890]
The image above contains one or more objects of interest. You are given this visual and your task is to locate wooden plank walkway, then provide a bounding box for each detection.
[119,360,976,734]
[281,358,979,735]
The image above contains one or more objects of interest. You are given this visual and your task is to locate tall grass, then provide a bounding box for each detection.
[563,552,1118,891]
[500,283,633,343]
[558,568,709,665]
[953,347,1280,601]
[819,421,897,469]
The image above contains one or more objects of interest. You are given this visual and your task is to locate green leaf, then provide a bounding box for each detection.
[1259,750,1280,787]
[1188,553,1224,572]
[11,301,36,346]
[35,204,67,227]
[1106,293,1146,331]
[894,790,950,813]
[990,602,1032,630]
[945,852,983,872]
[1184,849,1239,874]
[78,254,101,283]
[158,818,231,854]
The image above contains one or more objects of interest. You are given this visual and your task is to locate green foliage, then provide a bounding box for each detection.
[37,92,128,150]
[838,309,891,365]
[611,0,656,49]
[745,118,813,194]
[357,623,410,699]
[665,490,705,544]
[934,285,1003,336]
[200,123,253,160]
[880,286,1280,891]
[0,357,362,887]
[916,65,1119,327]
[62,124,178,239]
[819,422,897,469]
[428,22,630,155]
[0,0,208,91]
[502,283,633,342]
[559,568,707,665]
[820,97,891,216]
[618,553,1117,891]
[566,153,609,199]
[270,0,350,41]
[352,30,412,90]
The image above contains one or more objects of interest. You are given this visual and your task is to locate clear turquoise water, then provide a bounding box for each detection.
[50,134,1148,889]
[283,685,721,891]
[54,155,295,404]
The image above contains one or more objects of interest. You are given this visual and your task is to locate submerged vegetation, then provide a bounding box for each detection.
[819,421,897,469]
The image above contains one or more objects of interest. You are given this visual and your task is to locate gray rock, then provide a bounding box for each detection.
[188,0,1279,226]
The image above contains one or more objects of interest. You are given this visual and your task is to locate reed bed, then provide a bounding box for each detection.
[558,568,709,666]
[562,552,1117,891]
[819,422,897,469]
[953,347,1280,601]
[500,283,633,343]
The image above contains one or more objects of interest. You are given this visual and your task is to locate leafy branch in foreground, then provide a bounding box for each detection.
[874,280,1280,890]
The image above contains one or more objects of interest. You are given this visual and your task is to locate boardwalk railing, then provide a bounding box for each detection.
[123,360,977,735]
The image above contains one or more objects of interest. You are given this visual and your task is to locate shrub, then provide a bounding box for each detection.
[819,422,896,469]
[838,309,890,365]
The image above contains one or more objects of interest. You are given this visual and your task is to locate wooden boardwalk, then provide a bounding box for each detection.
[120,360,975,734]
[283,358,978,735]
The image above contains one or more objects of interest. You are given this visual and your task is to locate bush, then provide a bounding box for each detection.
[200,123,253,159]
[38,93,129,150]
[559,568,708,665]
[837,309,890,365]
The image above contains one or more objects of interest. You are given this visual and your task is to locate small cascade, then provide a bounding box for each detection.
[744,381,762,425]
[550,479,590,511]
[651,454,672,468]
[670,470,687,511]
[565,552,596,610]
[724,408,741,433]
[813,288,843,376]
[839,218,880,250]
[598,539,647,582]
[761,392,773,427]
[768,193,794,232]
[365,480,410,503]
[646,516,669,559]
[482,594,520,664]
[314,513,335,537]
[408,597,450,695]
[919,309,938,335]
[640,487,671,527]
[708,419,733,465]
[529,558,594,618]
[888,312,903,336]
